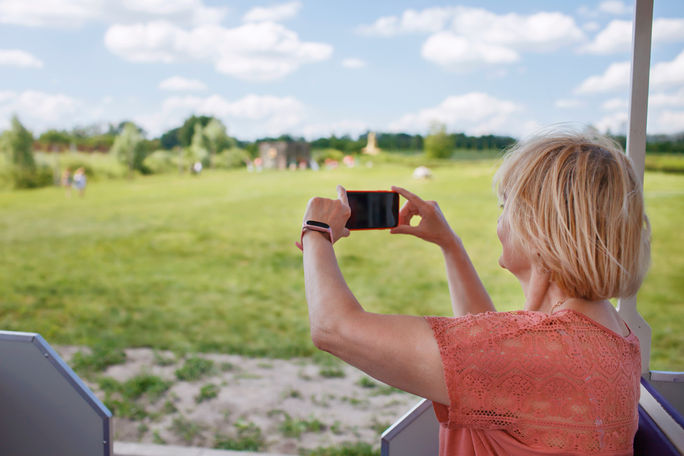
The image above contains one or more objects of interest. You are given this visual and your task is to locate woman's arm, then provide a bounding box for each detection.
[301,187,449,405]
[390,187,495,316]
[440,237,495,316]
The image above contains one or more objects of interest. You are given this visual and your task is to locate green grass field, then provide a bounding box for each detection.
[0,161,682,370]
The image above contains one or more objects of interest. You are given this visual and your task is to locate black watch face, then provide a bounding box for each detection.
[306,220,330,229]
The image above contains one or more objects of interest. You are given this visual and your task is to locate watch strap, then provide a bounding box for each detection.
[295,221,334,251]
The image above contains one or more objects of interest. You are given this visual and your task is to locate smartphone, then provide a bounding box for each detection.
[345,191,399,230]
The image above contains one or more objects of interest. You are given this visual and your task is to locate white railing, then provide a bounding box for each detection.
[617,0,653,376]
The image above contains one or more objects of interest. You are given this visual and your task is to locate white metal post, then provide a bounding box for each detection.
[618,0,653,376]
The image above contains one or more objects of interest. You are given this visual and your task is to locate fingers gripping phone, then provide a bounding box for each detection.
[345,191,399,230]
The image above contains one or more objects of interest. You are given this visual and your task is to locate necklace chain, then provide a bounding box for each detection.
[551,297,569,314]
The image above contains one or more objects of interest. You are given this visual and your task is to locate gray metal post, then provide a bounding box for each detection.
[617,0,653,376]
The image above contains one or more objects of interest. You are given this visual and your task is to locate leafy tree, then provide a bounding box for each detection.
[2,116,36,171]
[107,121,143,136]
[424,122,454,159]
[111,122,148,174]
[39,129,72,151]
[160,127,181,150]
[203,118,232,166]
[376,132,424,151]
[1,116,52,188]
[178,115,213,147]
[188,123,210,166]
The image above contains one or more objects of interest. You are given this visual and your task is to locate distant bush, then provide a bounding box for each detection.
[312,148,344,166]
[0,116,49,189]
[144,150,177,174]
[424,123,454,159]
[52,152,126,180]
[645,154,684,174]
[214,148,250,169]
[111,122,149,175]
[5,164,53,189]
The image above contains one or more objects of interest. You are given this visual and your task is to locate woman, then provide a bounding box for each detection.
[299,131,650,455]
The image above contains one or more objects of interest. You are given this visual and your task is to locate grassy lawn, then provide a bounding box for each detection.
[0,161,682,370]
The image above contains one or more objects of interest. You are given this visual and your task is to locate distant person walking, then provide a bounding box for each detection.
[192,161,203,175]
[60,167,72,197]
[72,167,87,197]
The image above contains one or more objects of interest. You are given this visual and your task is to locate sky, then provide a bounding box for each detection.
[1,0,683,140]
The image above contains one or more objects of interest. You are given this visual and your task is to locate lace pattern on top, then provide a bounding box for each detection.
[426,310,640,454]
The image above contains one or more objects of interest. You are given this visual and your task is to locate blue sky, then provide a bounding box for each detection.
[1,0,683,140]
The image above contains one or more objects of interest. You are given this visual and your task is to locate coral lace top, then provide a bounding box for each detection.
[426,309,640,456]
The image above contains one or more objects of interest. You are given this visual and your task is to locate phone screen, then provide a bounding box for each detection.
[346,191,399,230]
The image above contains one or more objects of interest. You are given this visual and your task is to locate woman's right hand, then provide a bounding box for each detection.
[302,185,351,244]
[390,186,459,249]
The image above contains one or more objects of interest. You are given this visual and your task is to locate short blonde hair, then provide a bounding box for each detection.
[494,130,650,300]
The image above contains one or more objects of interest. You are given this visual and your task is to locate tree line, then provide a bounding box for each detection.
[28,115,519,156]
[2,114,683,189]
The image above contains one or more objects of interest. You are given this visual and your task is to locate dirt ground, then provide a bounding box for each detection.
[56,346,420,454]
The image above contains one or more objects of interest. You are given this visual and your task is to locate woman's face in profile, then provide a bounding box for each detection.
[496,204,531,276]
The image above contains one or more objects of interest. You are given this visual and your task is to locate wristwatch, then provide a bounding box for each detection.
[295,220,334,251]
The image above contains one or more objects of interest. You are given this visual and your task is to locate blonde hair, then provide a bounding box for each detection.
[494,129,650,300]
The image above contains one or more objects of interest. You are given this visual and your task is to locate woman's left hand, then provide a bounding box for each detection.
[302,185,351,243]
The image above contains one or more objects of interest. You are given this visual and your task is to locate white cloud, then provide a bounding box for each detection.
[104,20,333,81]
[360,6,584,46]
[555,98,585,109]
[583,21,601,32]
[595,111,628,134]
[341,58,366,69]
[0,49,44,68]
[579,20,630,54]
[357,7,453,36]
[654,18,684,43]
[360,6,583,69]
[159,76,207,91]
[0,0,99,27]
[580,18,684,54]
[389,92,522,135]
[575,61,630,93]
[451,10,584,52]
[650,87,684,107]
[575,50,684,95]
[578,2,630,18]
[422,32,519,68]
[651,50,684,88]
[243,1,301,23]
[602,97,628,110]
[135,93,307,138]
[119,0,226,26]
[296,120,371,140]
[649,110,684,134]
[577,6,597,18]
[0,0,226,28]
[598,1,631,16]
[0,90,81,130]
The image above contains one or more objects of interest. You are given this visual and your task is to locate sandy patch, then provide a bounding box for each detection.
[56,347,419,454]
